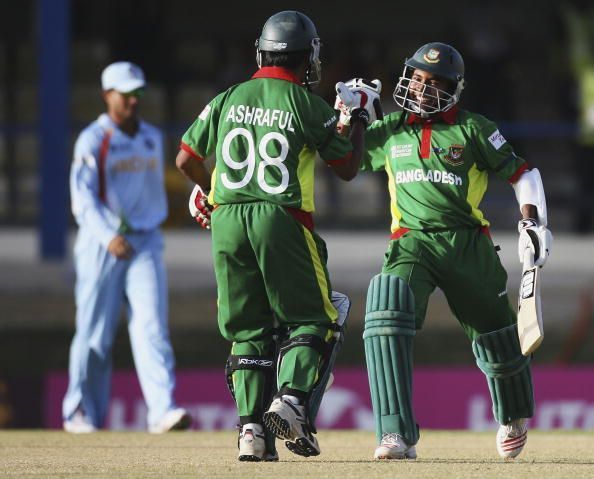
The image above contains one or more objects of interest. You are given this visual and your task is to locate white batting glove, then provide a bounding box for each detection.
[518,218,552,268]
[334,78,383,127]
[189,184,213,230]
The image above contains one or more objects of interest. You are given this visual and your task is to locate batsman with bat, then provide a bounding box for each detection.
[336,43,552,460]
[176,11,376,461]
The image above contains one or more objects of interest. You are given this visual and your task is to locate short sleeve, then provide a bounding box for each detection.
[309,98,353,163]
[181,92,226,160]
[360,116,390,172]
[473,118,528,182]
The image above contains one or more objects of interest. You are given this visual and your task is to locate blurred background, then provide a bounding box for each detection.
[1,0,593,431]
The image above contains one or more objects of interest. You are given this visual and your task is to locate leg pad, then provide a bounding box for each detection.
[472,324,534,424]
[363,274,418,445]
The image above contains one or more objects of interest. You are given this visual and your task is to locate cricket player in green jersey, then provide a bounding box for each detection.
[175,11,378,461]
[336,42,552,460]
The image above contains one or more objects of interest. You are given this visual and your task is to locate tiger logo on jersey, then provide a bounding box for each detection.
[444,144,465,166]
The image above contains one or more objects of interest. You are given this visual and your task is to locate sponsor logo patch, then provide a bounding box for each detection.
[444,144,465,166]
[488,129,507,150]
[391,144,413,158]
[199,104,211,121]
[423,48,441,64]
[272,42,288,51]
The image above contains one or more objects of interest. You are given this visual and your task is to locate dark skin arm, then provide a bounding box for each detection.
[175,150,211,192]
[521,204,537,220]
[328,121,365,181]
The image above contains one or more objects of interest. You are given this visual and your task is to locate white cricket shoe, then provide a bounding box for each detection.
[238,423,266,461]
[374,433,417,460]
[237,424,279,461]
[496,418,528,459]
[63,409,96,433]
[263,397,320,457]
[149,408,192,434]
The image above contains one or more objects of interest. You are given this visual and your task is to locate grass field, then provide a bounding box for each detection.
[1,430,593,478]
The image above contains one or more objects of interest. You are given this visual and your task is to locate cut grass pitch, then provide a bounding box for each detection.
[1,430,593,478]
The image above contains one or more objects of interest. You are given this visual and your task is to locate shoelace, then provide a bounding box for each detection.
[381,433,402,445]
[504,420,526,437]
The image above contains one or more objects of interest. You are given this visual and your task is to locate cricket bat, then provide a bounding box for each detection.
[517,249,543,356]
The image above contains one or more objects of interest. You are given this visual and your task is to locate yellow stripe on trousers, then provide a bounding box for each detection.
[302,226,338,340]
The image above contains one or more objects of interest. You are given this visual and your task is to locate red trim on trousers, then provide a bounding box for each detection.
[390,225,491,240]
[480,225,492,239]
[286,207,314,231]
[326,151,352,166]
[98,129,113,203]
[390,227,411,240]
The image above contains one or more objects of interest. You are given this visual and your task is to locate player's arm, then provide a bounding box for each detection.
[70,133,131,258]
[329,121,365,181]
[175,149,213,229]
[175,148,211,192]
[323,79,384,180]
[473,119,552,267]
[177,97,223,229]
[333,78,389,173]
[513,168,552,268]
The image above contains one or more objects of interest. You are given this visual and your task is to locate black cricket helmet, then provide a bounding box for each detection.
[255,10,322,86]
[394,42,465,117]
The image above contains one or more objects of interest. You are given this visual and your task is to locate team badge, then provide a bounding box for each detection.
[423,48,441,64]
[444,144,465,166]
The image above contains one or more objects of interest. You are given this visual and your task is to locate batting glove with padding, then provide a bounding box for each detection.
[189,184,213,230]
[518,218,552,267]
[334,78,383,127]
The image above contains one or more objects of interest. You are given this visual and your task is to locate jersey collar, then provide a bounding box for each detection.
[252,67,302,85]
[406,106,459,125]
[98,113,146,136]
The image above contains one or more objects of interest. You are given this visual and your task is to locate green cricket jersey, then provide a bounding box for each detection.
[181,67,352,212]
[362,108,528,234]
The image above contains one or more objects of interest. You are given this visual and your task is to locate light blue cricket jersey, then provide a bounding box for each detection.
[70,113,168,246]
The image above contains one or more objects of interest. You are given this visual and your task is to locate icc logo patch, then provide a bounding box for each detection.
[444,144,465,166]
[423,49,440,64]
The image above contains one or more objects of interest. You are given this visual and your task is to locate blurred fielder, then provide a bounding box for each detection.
[176,11,375,461]
[64,62,191,433]
[336,43,552,460]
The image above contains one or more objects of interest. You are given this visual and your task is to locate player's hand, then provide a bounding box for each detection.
[107,235,134,259]
[518,218,552,268]
[189,184,213,230]
[334,78,383,127]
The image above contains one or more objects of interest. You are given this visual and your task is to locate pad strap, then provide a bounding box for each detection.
[225,354,275,399]
[227,355,275,371]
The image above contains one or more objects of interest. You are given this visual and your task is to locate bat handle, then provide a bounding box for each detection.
[523,248,535,270]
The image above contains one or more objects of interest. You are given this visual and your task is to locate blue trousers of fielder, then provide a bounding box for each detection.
[63,228,178,429]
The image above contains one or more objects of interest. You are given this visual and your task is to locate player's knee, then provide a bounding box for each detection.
[472,324,530,379]
[364,274,416,337]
